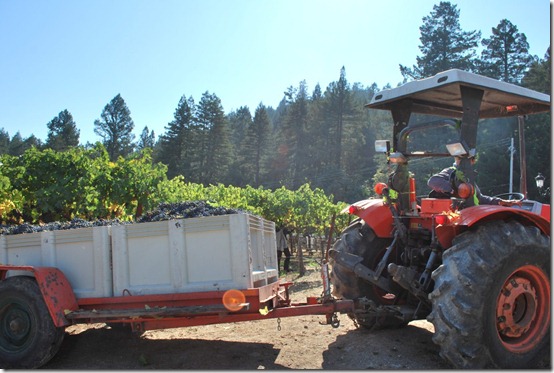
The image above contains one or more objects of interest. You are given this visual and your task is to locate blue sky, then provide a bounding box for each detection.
[0,0,551,145]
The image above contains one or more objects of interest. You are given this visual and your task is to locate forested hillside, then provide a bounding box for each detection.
[0,2,550,231]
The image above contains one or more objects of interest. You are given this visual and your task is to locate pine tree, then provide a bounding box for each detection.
[324,66,354,169]
[264,97,289,187]
[400,1,481,80]
[522,48,551,94]
[280,81,309,189]
[228,106,252,149]
[45,109,80,151]
[6,132,41,156]
[479,19,534,83]
[156,95,196,179]
[241,103,271,186]
[195,92,232,184]
[226,106,253,186]
[312,83,322,101]
[137,126,155,150]
[94,94,135,161]
[0,128,10,155]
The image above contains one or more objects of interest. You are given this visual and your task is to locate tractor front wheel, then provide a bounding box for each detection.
[429,220,550,369]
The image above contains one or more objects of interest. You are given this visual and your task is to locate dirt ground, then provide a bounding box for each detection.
[41,266,550,370]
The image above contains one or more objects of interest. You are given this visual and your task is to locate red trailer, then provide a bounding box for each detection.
[0,214,353,368]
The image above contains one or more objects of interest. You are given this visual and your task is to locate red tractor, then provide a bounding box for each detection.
[329,69,550,369]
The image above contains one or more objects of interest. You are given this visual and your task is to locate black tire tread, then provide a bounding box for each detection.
[0,276,65,369]
[428,220,550,369]
[329,220,404,330]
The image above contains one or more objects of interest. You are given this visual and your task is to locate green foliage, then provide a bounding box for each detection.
[400,1,481,79]
[1,146,103,222]
[109,148,168,218]
[0,131,42,156]
[137,126,156,150]
[195,92,232,184]
[1,2,548,218]
[0,146,349,236]
[45,109,80,151]
[479,19,534,83]
[94,94,135,161]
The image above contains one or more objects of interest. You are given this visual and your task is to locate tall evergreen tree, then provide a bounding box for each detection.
[312,83,322,101]
[137,126,155,150]
[228,106,252,149]
[280,81,309,189]
[241,103,271,186]
[478,19,534,83]
[324,66,354,169]
[7,132,41,156]
[94,94,135,161]
[0,128,10,155]
[264,97,289,187]
[156,95,196,179]
[45,109,80,151]
[195,92,232,184]
[7,132,25,156]
[400,1,481,80]
[226,106,253,186]
[522,48,551,94]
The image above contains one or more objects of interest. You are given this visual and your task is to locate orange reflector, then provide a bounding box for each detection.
[506,105,518,112]
[435,215,448,225]
[457,183,474,199]
[374,182,387,195]
[222,289,246,312]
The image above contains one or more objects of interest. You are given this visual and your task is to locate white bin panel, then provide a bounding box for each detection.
[0,233,42,266]
[41,226,112,298]
[111,214,278,296]
[184,226,234,284]
[111,221,174,296]
[0,227,112,298]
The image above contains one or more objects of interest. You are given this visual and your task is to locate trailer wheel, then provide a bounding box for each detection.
[330,219,404,330]
[0,276,65,369]
[429,220,550,368]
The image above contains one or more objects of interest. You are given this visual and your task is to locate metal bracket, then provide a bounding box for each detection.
[328,250,396,293]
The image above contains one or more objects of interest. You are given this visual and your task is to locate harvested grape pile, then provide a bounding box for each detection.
[0,218,127,236]
[0,201,242,236]
[136,201,241,222]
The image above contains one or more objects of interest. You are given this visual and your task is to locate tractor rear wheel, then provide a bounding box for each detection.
[329,219,404,330]
[0,276,65,369]
[429,220,550,369]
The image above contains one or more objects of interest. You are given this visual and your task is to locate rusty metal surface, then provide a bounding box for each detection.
[0,265,78,327]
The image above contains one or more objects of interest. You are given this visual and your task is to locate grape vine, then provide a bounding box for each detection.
[0,146,351,237]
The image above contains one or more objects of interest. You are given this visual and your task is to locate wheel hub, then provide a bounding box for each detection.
[1,306,31,347]
[497,277,537,338]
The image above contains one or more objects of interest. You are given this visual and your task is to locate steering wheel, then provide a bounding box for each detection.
[492,192,525,201]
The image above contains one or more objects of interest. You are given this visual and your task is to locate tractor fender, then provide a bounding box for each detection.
[436,205,550,249]
[0,265,78,327]
[343,198,393,238]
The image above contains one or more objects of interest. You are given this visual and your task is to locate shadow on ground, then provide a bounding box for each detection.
[42,327,285,370]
